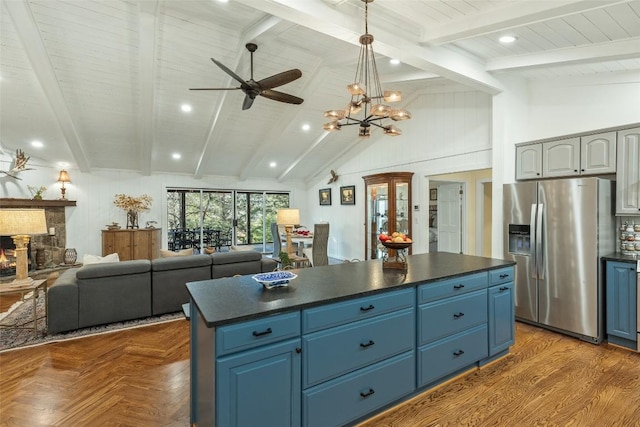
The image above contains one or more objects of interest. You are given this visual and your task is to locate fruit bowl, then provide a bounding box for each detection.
[380,241,412,250]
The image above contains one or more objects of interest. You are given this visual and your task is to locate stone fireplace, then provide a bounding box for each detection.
[0,199,75,276]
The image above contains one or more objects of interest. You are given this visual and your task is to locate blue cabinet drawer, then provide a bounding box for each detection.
[303,351,415,427]
[418,272,487,304]
[418,289,488,345]
[417,324,488,387]
[302,288,415,333]
[303,308,414,388]
[489,267,514,285]
[216,311,300,356]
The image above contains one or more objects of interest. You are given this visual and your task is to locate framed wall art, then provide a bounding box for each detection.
[319,188,331,206]
[430,188,438,201]
[340,185,355,205]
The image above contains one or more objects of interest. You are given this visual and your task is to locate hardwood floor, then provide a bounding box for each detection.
[1,321,638,426]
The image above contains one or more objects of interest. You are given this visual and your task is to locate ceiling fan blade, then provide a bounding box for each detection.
[260,89,304,105]
[258,69,302,90]
[211,58,250,90]
[242,94,256,110]
[189,87,242,91]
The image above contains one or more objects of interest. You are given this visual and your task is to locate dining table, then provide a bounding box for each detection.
[282,233,314,256]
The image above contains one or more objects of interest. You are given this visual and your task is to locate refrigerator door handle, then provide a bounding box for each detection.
[530,204,538,279]
[536,203,544,280]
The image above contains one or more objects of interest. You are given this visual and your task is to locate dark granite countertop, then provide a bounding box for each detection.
[186,252,515,328]
[602,252,640,263]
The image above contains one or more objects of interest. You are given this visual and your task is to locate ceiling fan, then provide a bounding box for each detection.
[190,43,304,110]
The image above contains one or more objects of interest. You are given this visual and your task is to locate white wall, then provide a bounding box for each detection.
[305,89,493,261]
[0,158,306,259]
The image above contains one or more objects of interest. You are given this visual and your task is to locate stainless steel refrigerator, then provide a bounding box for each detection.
[503,178,615,343]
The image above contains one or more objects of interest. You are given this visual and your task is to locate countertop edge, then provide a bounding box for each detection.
[188,253,515,328]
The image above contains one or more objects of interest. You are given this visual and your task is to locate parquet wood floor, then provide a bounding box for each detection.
[1,320,639,426]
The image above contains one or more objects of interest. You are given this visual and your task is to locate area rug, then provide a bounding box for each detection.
[0,292,184,352]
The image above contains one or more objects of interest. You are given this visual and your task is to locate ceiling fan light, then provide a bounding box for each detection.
[323,121,341,131]
[371,103,390,117]
[383,90,402,103]
[324,109,345,119]
[347,83,366,96]
[390,108,411,121]
[358,126,371,138]
[384,125,402,136]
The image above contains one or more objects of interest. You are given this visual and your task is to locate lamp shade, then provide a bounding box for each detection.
[57,169,71,183]
[0,209,48,236]
[276,208,300,226]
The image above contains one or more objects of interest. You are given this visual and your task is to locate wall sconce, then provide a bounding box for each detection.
[57,169,71,200]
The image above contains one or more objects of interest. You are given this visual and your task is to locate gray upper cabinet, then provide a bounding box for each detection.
[516,130,618,180]
[543,137,580,178]
[581,131,617,175]
[515,144,542,180]
[616,127,640,215]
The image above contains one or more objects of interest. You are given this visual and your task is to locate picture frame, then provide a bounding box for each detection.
[340,185,355,205]
[319,188,332,206]
[430,188,438,201]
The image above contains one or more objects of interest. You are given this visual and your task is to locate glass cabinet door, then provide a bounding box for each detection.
[363,172,414,260]
[366,183,388,259]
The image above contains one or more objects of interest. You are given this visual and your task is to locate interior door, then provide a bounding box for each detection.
[437,183,462,253]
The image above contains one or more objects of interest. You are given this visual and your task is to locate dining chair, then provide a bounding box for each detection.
[303,223,329,267]
[271,222,284,264]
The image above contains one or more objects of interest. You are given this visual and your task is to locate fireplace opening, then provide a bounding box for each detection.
[0,235,32,277]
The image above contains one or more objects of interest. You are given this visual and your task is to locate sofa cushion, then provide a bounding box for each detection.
[210,251,261,265]
[151,254,212,272]
[77,259,151,279]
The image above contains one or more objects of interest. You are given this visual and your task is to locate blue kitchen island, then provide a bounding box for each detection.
[187,252,516,427]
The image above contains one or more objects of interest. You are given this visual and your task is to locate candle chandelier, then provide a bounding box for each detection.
[323,0,411,138]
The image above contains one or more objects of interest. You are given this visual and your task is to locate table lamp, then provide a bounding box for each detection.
[57,169,71,200]
[277,208,300,256]
[0,209,48,285]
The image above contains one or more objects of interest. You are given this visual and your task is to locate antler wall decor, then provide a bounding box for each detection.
[0,149,35,180]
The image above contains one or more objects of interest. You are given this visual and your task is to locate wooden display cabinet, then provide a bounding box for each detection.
[363,172,413,260]
[102,228,161,260]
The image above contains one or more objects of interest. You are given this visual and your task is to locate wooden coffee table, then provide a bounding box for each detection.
[0,279,47,336]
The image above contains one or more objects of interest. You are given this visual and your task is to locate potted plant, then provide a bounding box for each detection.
[28,185,47,200]
[279,251,292,269]
[113,194,153,229]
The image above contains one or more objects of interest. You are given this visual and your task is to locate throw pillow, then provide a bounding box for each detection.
[230,245,255,252]
[83,252,120,265]
[160,248,193,258]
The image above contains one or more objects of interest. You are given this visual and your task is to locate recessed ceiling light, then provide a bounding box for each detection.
[181,104,192,113]
[172,153,181,160]
[31,140,43,148]
[302,124,311,131]
[499,35,517,44]
[269,161,277,168]
[58,162,69,168]
[389,58,400,65]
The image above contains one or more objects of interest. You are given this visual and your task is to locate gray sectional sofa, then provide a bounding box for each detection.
[47,251,277,334]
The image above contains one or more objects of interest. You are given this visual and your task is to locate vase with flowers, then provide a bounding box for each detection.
[113,194,152,229]
[28,185,47,200]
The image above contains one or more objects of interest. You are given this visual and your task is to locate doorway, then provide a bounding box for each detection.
[431,181,464,254]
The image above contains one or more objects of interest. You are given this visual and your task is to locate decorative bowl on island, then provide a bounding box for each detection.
[252,271,297,289]
[380,241,412,250]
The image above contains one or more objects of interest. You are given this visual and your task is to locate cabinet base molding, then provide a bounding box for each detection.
[607,336,638,353]
[478,349,511,368]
